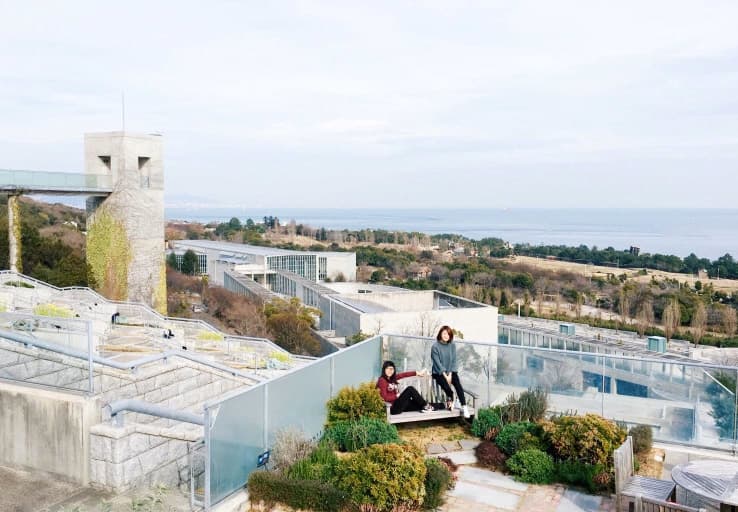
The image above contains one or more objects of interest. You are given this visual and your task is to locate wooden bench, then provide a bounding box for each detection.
[614,436,677,512]
[385,375,478,424]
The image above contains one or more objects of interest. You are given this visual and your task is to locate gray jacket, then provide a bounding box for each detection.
[431,340,457,374]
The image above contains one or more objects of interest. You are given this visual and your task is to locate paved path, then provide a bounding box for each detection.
[430,441,615,512]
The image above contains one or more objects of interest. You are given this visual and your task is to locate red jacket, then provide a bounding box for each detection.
[376,371,416,403]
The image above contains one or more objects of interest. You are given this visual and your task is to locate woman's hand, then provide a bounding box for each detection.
[444,372,452,384]
[417,368,429,377]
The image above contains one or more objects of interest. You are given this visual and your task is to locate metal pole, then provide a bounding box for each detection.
[87,321,94,394]
[204,407,211,510]
[601,356,605,417]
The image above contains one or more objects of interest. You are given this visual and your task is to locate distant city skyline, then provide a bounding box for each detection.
[2,1,737,208]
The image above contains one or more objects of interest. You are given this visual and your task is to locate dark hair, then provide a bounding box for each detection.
[436,325,454,343]
[381,360,397,382]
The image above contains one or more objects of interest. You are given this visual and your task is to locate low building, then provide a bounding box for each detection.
[171,240,356,286]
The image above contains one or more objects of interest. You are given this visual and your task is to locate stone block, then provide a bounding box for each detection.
[143,388,162,403]
[168,440,189,461]
[135,378,156,395]
[128,433,153,457]
[140,442,170,475]
[106,461,125,490]
[90,435,112,461]
[90,459,106,485]
[123,456,143,483]
[427,443,446,454]
[154,371,176,389]
[110,435,130,464]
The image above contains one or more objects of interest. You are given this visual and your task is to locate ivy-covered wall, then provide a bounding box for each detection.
[153,257,167,315]
[86,206,132,301]
[8,195,22,273]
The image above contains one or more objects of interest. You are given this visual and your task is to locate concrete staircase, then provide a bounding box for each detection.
[0,338,252,496]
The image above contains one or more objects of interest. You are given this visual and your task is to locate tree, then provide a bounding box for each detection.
[722,306,737,338]
[636,298,654,337]
[166,252,178,269]
[692,302,707,347]
[662,298,681,341]
[264,298,321,356]
[228,217,242,230]
[369,269,387,283]
[180,249,199,275]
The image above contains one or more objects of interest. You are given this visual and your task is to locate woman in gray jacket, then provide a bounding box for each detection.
[431,325,470,418]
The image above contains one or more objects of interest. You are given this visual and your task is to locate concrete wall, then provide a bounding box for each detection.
[360,305,499,342]
[345,290,435,312]
[325,253,357,281]
[0,381,99,483]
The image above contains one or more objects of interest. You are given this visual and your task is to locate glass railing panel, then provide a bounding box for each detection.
[332,336,382,392]
[208,385,265,505]
[267,358,332,449]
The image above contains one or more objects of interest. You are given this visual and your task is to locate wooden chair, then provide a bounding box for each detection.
[385,374,477,424]
[614,436,677,512]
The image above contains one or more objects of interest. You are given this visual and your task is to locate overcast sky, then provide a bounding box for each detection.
[1,1,737,208]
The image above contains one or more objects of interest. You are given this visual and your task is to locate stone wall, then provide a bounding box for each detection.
[89,423,201,492]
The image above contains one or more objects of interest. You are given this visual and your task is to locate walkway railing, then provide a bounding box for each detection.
[0,169,112,194]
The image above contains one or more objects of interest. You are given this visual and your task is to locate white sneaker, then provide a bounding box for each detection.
[453,399,461,410]
[462,405,470,419]
[421,404,434,413]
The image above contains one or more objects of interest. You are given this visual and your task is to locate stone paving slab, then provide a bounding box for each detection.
[459,439,481,450]
[442,441,462,452]
[449,480,522,510]
[427,443,446,454]
[556,489,603,512]
[437,449,477,465]
[458,466,529,492]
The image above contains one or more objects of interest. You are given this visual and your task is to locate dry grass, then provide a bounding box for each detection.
[396,420,474,451]
[635,447,666,478]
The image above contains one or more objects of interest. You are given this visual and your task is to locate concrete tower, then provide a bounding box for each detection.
[85,132,166,313]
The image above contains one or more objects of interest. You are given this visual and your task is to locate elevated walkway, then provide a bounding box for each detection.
[0,169,113,195]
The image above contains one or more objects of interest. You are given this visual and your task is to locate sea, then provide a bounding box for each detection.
[165,208,738,260]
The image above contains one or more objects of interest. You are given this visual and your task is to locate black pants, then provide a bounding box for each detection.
[432,372,466,406]
[390,386,428,414]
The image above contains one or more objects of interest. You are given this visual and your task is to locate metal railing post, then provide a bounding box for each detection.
[204,407,211,510]
[87,320,94,394]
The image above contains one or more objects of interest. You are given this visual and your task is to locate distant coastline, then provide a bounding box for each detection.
[165,207,738,260]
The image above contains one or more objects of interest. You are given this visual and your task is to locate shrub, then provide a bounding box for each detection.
[332,443,426,512]
[542,414,626,467]
[471,407,503,440]
[629,425,653,455]
[475,441,507,469]
[248,470,349,512]
[326,382,386,426]
[269,350,292,363]
[33,303,74,318]
[271,427,316,474]
[323,417,400,452]
[556,461,610,493]
[4,280,34,288]
[495,422,543,456]
[506,448,555,484]
[197,330,224,341]
[501,387,548,423]
[286,440,340,482]
[437,456,458,473]
[423,458,454,510]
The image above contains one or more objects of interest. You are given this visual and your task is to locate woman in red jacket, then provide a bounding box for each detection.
[376,360,435,415]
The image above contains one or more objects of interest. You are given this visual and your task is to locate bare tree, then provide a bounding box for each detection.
[574,292,585,319]
[619,288,632,326]
[721,306,737,338]
[662,298,681,341]
[636,298,654,337]
[692,302,707,348]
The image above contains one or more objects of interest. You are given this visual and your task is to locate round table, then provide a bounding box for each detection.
[672,459,738,511]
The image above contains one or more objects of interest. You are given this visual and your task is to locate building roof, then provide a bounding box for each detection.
[173,239,353,258]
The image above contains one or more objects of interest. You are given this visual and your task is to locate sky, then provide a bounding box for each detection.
[1,1,737,209]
